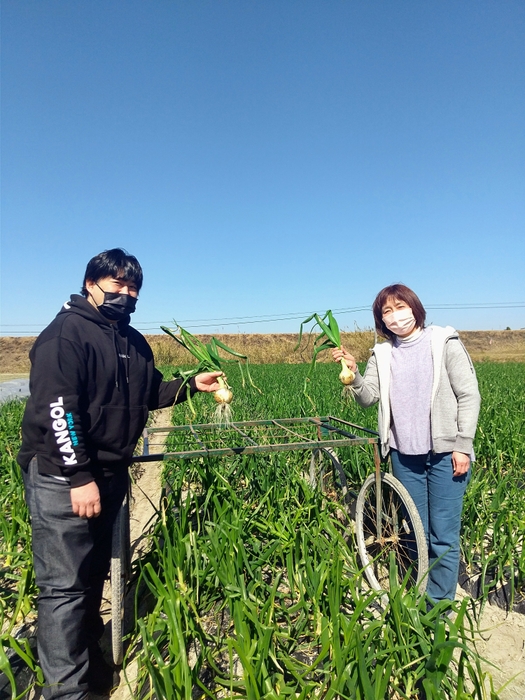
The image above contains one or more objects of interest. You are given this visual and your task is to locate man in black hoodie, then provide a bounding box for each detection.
[17,248,223,700]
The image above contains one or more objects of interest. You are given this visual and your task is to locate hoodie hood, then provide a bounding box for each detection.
[58,294,131,389]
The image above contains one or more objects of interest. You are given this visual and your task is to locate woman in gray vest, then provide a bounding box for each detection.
[333,284,480,603]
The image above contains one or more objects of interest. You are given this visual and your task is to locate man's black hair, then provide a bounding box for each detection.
[81,248,143,297]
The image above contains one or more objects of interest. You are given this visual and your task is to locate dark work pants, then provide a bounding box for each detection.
[22,457,128,700]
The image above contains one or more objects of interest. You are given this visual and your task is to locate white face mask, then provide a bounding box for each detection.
[382,308,416,336]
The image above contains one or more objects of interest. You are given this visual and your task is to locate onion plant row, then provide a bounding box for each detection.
[130,452,491,699]
[163,361,525,607]
[460,363,525,608]
[0,400,42,696]
[126,362,523,698]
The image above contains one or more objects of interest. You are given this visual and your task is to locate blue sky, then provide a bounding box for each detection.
[1,1,524,336]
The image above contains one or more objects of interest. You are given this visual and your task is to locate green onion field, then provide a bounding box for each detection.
[1,361,524,698]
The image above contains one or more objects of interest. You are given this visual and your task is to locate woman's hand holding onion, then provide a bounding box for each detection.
[331,346,358,374]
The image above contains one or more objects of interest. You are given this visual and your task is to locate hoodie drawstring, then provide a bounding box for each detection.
[112,328,120,389]
[113,328,131,389]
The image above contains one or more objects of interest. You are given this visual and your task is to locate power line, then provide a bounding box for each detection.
[115,302,525,330]
[1,302,524,334]
[129,302,525,327]
[426,303,525,309]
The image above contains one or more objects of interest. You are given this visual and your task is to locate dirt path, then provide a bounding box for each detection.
[457,589,525,700]
[93,408,524,700]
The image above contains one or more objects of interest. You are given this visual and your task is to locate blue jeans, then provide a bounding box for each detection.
[22,457,128,700]
[390,450,471,602]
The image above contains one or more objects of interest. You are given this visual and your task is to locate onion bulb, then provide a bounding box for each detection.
[339,359,355,385]
[213,376,233,404]
[214,388,233,404]
[213,376,233,425]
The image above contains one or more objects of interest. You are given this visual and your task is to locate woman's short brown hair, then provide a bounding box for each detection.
[372,284,426,341]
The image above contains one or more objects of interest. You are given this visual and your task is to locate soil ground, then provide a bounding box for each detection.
[89,409,524,700]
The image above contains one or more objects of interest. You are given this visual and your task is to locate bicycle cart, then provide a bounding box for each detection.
[110,416,428,665]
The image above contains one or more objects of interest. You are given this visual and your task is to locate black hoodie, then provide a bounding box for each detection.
[17,295,194,487]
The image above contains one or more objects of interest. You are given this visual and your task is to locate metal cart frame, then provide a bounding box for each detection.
[110,416,427,665]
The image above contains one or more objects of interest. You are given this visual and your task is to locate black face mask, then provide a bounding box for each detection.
[95,284,137,321]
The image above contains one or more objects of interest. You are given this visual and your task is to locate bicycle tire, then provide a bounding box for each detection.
[356,472,428,596]
[110,494,130,666]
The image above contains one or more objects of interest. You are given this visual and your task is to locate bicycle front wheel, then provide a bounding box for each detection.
[309,447,349,504]
[356,472,428,595]
[110,494,130,666]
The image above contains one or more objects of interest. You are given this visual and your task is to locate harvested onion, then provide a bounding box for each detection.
[213,376,233,424]
[339,359,355,385]
[161,323,261,424]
